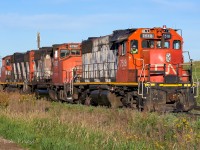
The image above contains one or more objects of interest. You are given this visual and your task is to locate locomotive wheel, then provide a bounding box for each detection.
[143,100,152,112]
[0,85,4,92]
[4,86,20,93]
[126,93,136,108]
[108,92,123,108]
[176,93,189,112]
[135,97,146,111]
[121,93,136,108]
[22,85,32,94]
[84,96,91,106]
[48,89,58,101]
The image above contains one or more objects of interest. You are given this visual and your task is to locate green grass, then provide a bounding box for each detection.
[0,93,200,150]
[0,115,153,150]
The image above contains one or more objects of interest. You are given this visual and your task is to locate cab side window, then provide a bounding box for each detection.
[173,40,181,49]
[6,59,10,66]
[130,40,138,54]
[121,41,126,56]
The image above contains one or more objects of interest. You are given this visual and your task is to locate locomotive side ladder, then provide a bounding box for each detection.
[183,51,199,98]
[69,66,82,95]
[136,58,147,99]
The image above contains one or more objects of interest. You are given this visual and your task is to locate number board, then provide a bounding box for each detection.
[140,33,154,39]
[163,33,171,39]
[69,44,79,48]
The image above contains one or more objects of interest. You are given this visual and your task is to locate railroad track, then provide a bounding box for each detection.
[181,106,200,117]
[194,106,200,111]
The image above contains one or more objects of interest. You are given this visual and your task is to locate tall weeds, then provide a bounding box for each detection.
[0,92,199,150]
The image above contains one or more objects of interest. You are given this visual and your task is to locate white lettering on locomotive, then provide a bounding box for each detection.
[120,59,127,67]
[154,64,177,75]
[69,44,78,48]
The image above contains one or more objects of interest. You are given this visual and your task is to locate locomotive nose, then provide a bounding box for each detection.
[144,49,183,83]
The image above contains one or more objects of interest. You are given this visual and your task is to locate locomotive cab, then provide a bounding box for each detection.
[49,43,82,102]
[116,26,191,84]
[140,27,190,83]
[52,43,82,85]
[128,26,196,111]
[0,56,12,82]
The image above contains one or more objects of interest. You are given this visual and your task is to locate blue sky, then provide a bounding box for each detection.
[0,0,200,61]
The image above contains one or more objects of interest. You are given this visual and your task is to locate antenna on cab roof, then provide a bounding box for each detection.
[37,32,40,49]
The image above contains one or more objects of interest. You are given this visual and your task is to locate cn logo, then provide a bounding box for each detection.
[154,64,176,75]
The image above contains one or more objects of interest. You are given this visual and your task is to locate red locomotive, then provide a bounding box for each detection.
[0,26,198,112]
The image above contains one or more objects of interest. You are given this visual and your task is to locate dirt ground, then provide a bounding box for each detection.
[0,137,23,150]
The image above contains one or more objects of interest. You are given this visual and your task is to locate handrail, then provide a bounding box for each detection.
[183,51,191,62]
[70,68,74,95]
[193,64,199,98]
[135,58,147,99]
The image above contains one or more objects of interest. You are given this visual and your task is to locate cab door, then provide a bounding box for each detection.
[116,41,128,82]
[52,48,59,84]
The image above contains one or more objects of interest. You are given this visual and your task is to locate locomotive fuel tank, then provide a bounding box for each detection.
[90,90,111,106]
[35,89,49,99]
[87,85,123,108]
[89,89,123,108]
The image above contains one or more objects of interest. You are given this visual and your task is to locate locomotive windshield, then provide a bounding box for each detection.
[142,40,154,48]
[71,49,81,55]
[142,40,170,49]
[156,40,170,48]
[60,49,70,58]
[60,49,81,58]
